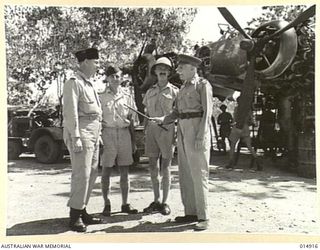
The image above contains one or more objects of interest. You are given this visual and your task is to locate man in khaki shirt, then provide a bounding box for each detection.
[152,54,213,231]
[142,57,178,215]
[99,66,139,217]
[63,47,103,232]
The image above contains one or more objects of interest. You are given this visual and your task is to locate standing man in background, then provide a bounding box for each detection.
[217,104,233,153]
[152,54,213,231]
[63,47,103,232]
[99,66,139,217]
[142,57,178,215]
[226,97,262,171]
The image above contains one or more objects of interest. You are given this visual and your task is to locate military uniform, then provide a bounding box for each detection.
[163,74,213,221]
[63,70,102,210]
[99,87,139,167]
[143,83,178,159]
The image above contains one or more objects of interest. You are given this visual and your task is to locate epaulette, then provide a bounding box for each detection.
[120,87,132,96]
[169,83,179,90]
[198,77,209,85]
[98,87,107,95]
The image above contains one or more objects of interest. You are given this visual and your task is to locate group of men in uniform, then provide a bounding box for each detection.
[63,46,213,233]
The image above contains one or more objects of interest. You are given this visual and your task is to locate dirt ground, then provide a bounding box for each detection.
[5,150,319,239]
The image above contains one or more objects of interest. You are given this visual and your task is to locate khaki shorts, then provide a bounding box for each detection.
[101,127,133,167]
[145,123,175,159]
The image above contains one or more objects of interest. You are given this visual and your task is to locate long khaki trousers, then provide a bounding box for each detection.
[177,118,210,220]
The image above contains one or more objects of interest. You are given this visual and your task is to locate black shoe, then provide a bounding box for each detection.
[69,208,86,232]
[102,205,111,217]
[69,217,87,232]
[121,204,138,214]
[174,215,198,223]
[143,201,161,213]
[159,203,171,215]
[82,208,102,225]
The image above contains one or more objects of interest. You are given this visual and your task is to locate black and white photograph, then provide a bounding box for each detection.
[3,0,318,243]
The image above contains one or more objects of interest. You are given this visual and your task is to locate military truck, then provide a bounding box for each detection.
[7,104,144,164]
[7,104,67,163]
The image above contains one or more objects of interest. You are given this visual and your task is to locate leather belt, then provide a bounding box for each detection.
[178,111,204,119]
[79,115,101,121]
[104,126,129,130]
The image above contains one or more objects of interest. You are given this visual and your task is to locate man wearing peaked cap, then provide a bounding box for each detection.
[63,46,102,232]
[177,54,202,67]
[151,53,214,231]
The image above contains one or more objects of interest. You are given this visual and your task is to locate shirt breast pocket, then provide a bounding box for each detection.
[186,90,200,109]
[79,93,96,113]
[103,101,114,113]
[160,93,175,112]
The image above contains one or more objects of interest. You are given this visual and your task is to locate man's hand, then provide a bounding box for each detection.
[150,117,164,124]
[195,137,205,150]
[98,136,104,146]
[72,137,83,153]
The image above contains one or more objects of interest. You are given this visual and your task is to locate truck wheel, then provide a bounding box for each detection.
[34,135,61,164]
[8,140,22,160]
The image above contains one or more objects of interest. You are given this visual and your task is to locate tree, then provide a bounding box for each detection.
[5,6,197,105]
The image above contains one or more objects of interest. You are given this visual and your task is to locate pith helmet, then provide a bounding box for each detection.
[151,57,173,75]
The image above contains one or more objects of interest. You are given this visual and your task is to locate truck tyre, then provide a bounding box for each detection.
[8,140,22,160]
[34,135,61,164]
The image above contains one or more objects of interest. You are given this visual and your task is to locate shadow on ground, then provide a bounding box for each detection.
[6,213,196,235]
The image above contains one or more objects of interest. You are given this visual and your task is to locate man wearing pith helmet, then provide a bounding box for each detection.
[63,47,103,232]
[142,57,178,215]
[151,54,213,231]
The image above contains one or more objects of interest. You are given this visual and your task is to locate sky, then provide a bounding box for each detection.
[186,5,264,42]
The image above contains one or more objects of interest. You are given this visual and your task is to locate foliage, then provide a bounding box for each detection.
[5,5,197,105]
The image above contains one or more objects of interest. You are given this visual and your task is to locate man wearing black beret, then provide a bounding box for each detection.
[63,47,103,232]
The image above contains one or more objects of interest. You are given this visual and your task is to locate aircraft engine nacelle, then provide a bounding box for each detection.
[197,20,298,82]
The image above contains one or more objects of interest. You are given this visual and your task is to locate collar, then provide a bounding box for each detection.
[156,82,171,92]
[76,70,91,84]
[182,74,199,89]
[106,87,125,97]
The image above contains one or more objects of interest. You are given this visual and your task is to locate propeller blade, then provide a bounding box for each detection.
[218,7,252,39]
[267,5,315,40]
[235,56,256,129]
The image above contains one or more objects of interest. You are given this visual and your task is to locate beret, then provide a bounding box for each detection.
[177,54,202,67]
[106,65,121,77]
[75,48,99,62]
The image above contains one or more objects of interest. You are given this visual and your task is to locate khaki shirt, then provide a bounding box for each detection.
[100,87,139,128]
[142,83,178,117]
[63,70,102,138]
[164,74,213,139]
